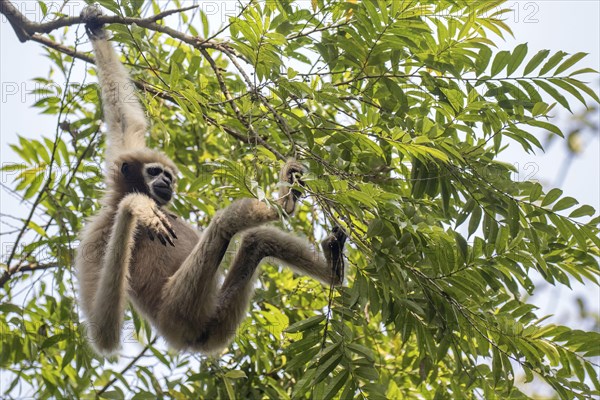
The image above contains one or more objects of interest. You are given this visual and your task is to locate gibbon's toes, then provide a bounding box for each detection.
[325,226,347,285]
[331,226,347,245]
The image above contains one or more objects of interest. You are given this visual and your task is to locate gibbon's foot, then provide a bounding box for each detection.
[81,5,106,39]
[323,226,347,285]
[279,159,306,214]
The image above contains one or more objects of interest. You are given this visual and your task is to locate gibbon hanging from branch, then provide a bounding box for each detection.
[75,5,346,355]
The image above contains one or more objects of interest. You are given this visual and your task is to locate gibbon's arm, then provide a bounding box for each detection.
[89,193,172,353]
[85,8,147,162]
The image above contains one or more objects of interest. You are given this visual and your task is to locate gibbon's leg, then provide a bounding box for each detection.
[82,6,147,160]
[193,226,346,351]
[87,193,174,353]
[157,160,307,345]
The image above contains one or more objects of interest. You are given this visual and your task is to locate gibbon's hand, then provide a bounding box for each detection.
[81,5,106,39]
[121,194,177,246]
[144,208,178,247]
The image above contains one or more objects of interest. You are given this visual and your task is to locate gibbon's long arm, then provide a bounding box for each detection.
[87,196,138,351]
[88,193,173,352]
[87,19,147,162]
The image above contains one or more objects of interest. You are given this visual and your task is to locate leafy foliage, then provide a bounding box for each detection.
[1,0,599,398]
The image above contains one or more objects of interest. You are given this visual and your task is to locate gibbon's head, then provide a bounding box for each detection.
[111,149,179,206]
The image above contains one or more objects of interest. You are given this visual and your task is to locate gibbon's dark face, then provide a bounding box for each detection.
[121,161,175,206]
[143,162,175,205]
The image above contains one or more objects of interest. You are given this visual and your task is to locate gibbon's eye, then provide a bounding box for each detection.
[164,171,173,182]
[147,167,162,176]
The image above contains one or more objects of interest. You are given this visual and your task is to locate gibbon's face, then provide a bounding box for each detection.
[120,160,177,206]
[142,162,176,205]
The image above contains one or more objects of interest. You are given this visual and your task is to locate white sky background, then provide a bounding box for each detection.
[0,0,599,391]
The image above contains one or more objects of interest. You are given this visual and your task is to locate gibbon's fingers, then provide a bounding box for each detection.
[152,208,177,240]
[147,229,155,241]
[149,208,176,247]
[166,224,177,239]
[157,233,174,247]
[81,5,106,39]
[164,233,175,247]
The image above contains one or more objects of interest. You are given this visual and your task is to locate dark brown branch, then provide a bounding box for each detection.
[0,0,286,161]
[0,263,60,287]
[31,34,95,63]
[0,0,217,49]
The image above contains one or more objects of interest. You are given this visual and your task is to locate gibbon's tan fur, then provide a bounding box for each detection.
[76,6,346,355]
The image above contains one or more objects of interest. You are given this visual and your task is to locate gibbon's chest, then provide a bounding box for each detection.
[127,215,200,318]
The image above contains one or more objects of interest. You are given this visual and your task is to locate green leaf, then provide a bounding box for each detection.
[507,43,528,75]
[508,200,520,238]
[529,183,543,202]
[527,120,564,137]
[554,52,588,75]
[552,196,578,212]
[322,370,349,400]
[533,79,571,112]
[569,205,595,218]
[355,365,379,381]
[476,46,493,76]
[541,188,563,207]
[549,78,587,106]
[531,102,548,116]
[347,343,376,362]
[224,370,247,379]
[491,50,511,77]
[565,78,600,103]
[468,206,482,238]
[539,51,567,75]
[285,315,325,333]
[313,352,343,384]
[524,49,550,75]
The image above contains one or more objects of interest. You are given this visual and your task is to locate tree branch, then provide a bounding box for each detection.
[0,0,216,49]
[199,48,285,160]
[31,33,95,63]
[0,0,285,162]
[0,263,60,287]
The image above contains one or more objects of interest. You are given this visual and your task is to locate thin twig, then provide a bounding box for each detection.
[199,48,285,160]
[95,338,158,398]
[221,47,297,156]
